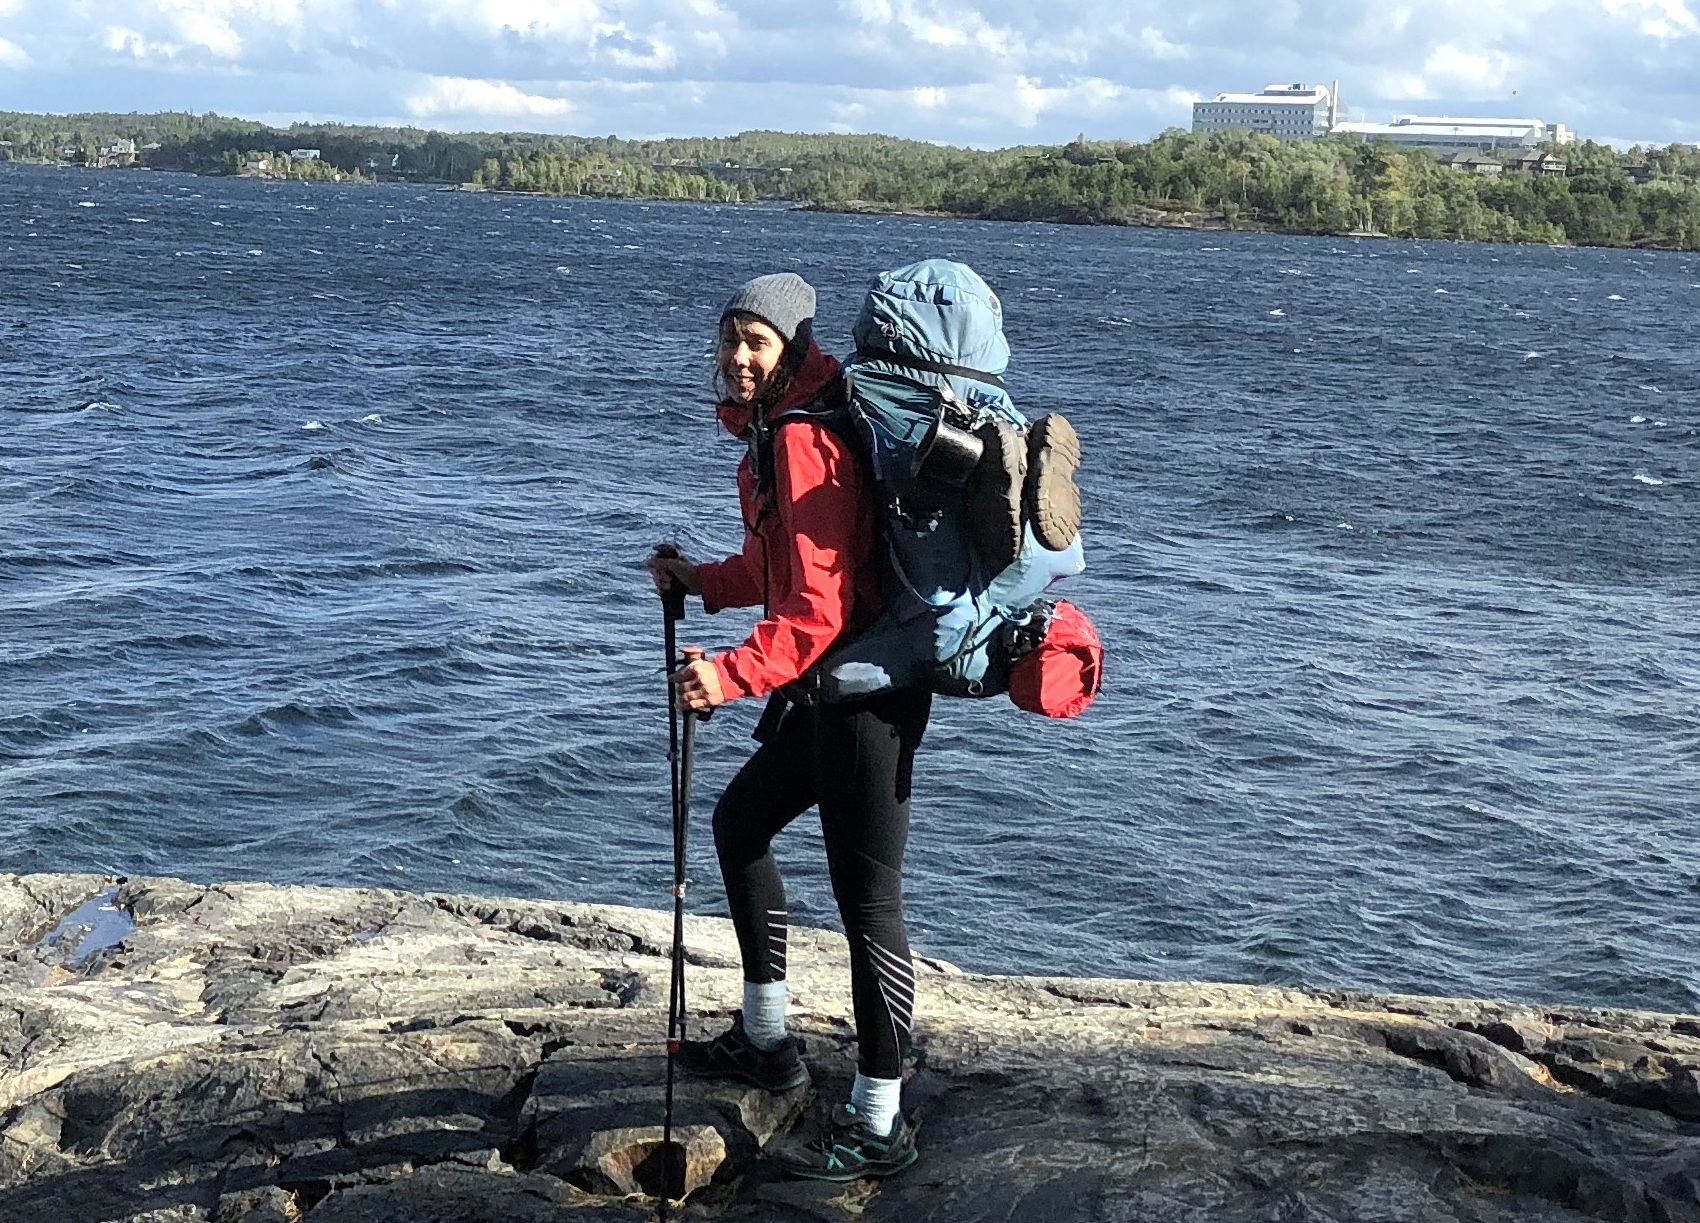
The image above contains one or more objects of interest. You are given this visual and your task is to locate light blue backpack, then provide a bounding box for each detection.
[811,259,1086,702]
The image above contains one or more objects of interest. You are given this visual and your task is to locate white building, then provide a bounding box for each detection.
[289,148,322,160]
[1192,83,1338,142]
[1330,115,1574,153]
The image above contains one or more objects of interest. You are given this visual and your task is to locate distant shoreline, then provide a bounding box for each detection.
[6,147,1693,251]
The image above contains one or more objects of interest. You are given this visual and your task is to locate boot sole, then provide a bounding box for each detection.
[1025,413,1081,552]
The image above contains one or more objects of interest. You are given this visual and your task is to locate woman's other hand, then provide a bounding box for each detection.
[670,658,725,712]
[648,547,702,598]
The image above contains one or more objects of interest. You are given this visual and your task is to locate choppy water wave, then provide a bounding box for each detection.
[2,164,1697,1013]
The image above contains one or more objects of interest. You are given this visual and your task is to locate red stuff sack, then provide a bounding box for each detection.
[1008,600,1103,719]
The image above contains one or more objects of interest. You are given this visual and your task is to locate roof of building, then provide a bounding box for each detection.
[1334,117,1545,140]
[1389,115,1546,130]
[1201,84,1331,106]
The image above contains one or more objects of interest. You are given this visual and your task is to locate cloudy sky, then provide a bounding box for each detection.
[0,1,1695,147]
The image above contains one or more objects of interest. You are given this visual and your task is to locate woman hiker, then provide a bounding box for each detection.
[646,272,928,1181]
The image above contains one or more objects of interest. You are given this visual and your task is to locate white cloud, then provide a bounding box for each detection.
[388,0,604,39]
[1137,26,1189,60]
[172,8,245,58]
[1601,0,1700,37]
[889,74,1101,132]
[1421,43,1515,92]
[841,0,893,22]
[90,2,314,63]
[915,22,967,47]
[597,25,677,69]
[830,73,1173,136]
[102,27,159,59]
[405,75,574,120]
[0,0,1693,145]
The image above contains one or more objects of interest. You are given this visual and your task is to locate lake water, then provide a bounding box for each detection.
[3,163,1697,1014]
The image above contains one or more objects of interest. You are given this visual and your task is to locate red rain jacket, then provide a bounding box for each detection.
[698,343,881,702]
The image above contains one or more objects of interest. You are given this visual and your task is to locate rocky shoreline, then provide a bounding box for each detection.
[799,198,1248,232]
[1,872,1696,1222]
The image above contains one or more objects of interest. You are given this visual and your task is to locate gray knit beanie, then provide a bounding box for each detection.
[720,272,816,345]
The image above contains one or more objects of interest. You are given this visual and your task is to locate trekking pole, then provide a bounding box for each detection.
[663,649,703,1217]
[663,646,706,1213]
[656,542,689,1217]
[659,646,700,1211]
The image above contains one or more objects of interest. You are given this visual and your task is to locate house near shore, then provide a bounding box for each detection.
[1447,151,1504,176]
[96,139,137,169]
[289,149,321,160]
[1508,151,1568,177]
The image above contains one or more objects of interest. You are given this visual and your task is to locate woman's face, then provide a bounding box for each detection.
[718,314,786,405]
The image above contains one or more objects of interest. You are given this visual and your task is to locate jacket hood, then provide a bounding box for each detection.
[715,340,841,440]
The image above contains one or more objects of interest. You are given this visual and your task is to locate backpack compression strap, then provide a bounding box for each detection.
[853,349,1007,390]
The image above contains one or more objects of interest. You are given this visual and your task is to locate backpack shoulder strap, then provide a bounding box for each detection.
[751,382,854,497]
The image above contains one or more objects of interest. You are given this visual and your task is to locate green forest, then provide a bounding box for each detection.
[3,109,1698,250]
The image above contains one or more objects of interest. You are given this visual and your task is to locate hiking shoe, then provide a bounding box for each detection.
[965,418,1026,575]
[676,1011,809,1093]
[1025,412,1082,552]
[772,1103,919,1182]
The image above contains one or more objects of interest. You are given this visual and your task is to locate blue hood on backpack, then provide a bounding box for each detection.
[852,259,1010,377]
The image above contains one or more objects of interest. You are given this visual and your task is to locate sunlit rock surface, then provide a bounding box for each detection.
[1,872,1696,1222]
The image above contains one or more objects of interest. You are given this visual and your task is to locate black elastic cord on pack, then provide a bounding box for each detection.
[854,348,1007,390]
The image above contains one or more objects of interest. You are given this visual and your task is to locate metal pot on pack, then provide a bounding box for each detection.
[915,416,984,487]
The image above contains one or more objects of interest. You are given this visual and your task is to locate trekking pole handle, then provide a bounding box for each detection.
[656,543,687,624]
[679,646,713,721]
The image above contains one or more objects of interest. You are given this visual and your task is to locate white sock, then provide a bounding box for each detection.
[742,979,788,1050]
[850,1073,902,1137]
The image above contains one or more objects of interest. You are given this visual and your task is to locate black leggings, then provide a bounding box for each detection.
[712,686,931,1080]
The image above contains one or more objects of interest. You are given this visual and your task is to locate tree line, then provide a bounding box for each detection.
[2,109,1697,250]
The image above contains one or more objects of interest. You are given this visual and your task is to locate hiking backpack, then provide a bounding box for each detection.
[802,259,1101,715]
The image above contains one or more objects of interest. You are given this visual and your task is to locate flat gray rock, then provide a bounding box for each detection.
[1,872,1695,1222]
